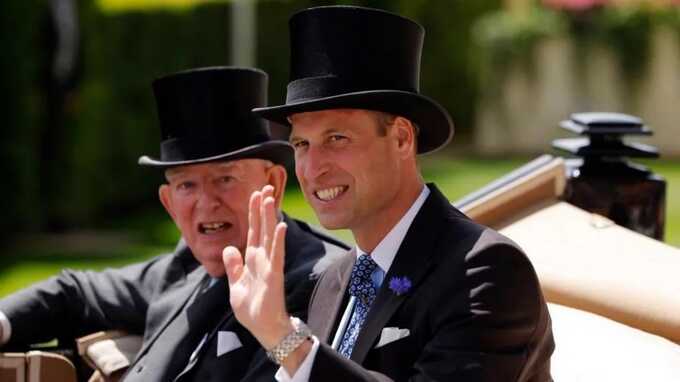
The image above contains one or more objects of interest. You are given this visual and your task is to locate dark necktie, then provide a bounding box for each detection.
[338,254,378,358]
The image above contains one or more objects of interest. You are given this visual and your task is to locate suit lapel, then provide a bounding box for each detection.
[133,261,207,363]
[350,185,448,364]
[308,249,355,343]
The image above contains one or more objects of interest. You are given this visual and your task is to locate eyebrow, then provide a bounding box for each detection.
[164,168,183,181]
[213,162,240,171]
[290,127,349,143]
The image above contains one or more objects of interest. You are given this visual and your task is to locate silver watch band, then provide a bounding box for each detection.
[266,316,312,365]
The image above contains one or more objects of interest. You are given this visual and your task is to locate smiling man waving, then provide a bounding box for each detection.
[223,6,554,382]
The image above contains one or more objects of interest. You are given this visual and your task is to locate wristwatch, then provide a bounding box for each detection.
[266,316,312,365]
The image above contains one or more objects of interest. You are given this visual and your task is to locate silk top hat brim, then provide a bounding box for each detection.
[138,140,293,168]
[252,6,454,154]
[138,66,293,169]
[253,90,453,154]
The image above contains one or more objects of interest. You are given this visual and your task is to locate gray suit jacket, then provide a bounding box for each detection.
[0,214,347,381]
[306,185,554,381]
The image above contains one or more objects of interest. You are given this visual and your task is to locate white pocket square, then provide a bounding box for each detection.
[217,331,243,357]
[375,327,410,348]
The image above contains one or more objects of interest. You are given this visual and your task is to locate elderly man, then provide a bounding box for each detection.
[0,67,346,381]
[223,6,554,382]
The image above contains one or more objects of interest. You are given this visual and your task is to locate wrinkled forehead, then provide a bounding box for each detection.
[164,158,271,180]
[288,108,373,124]
[288,109,383,137]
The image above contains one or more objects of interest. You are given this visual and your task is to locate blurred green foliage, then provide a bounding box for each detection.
[474,6,566,85]
[0,0,44,239]
[98,0,230,12]
[475,5,680,84]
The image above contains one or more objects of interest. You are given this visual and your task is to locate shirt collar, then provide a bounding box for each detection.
[356,185,430,273]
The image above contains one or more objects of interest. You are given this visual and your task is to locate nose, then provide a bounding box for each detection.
[297,144,330,182]
[196,182,222,210]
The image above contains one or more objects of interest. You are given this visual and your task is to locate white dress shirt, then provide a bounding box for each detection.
[276,186,430,381]
[0,310,11,345]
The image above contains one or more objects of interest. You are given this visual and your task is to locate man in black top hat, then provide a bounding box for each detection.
[0,67,347,381]
[222,6,554,382]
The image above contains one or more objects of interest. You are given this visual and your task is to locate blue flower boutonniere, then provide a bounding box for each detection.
[388,276,412,296]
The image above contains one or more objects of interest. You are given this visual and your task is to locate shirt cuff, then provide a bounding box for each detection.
[274,335,320,382]
[0,310,11,346]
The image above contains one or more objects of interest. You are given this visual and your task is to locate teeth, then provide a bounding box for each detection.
[316,186,345,201]
[203,222,225,229]
[200,222,227,233]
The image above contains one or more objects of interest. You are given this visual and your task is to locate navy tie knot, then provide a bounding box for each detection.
[348,254,378,305]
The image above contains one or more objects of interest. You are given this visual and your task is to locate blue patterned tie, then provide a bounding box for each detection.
[338,254,378,358]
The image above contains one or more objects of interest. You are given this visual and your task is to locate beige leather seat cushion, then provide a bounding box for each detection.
[0,351,77,382]
[77,330,143,381]
[499,202,680,343]
[549,303,680,380]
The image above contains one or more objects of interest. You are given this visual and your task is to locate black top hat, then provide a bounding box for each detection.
[253,6,454,154]
[138,67,293,168]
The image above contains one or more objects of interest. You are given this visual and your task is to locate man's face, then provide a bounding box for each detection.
[289,109,403,235]
[159,159,285,277]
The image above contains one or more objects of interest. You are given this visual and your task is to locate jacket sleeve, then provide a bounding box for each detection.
[0,254,171,348]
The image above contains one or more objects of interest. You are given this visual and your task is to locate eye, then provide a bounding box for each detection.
[328,134,348,144]
[176,181,195,191]
[291,140,309,150]
[219,176,235,184]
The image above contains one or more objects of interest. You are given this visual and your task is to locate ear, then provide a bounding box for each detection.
[266,165,288,210]
[159,184,177,222]
[392,116,417,157]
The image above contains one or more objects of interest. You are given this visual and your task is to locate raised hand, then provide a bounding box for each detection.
[222,185,293,349]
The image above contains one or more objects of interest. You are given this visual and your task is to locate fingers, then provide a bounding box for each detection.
[271,222,287,273]
[260,186,276,252]
[223,246,244,286]
[262,199,277,254]
[247,190,262,248]
[248,185,275,250]
[261,184,275,199]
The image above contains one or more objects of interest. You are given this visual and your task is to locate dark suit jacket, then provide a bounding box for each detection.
[0,215,347,381]
[306,185,554,381]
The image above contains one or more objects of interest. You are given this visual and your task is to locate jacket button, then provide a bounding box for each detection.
[137,365,144,373]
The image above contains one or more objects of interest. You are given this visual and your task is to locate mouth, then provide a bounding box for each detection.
[198,221,232,235]
[314,186,348,202]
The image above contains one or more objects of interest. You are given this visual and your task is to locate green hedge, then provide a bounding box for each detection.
[474,6,680,87]
[0,0,44,239]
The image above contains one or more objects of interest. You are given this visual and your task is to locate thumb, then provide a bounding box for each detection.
[223,246,244,286]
